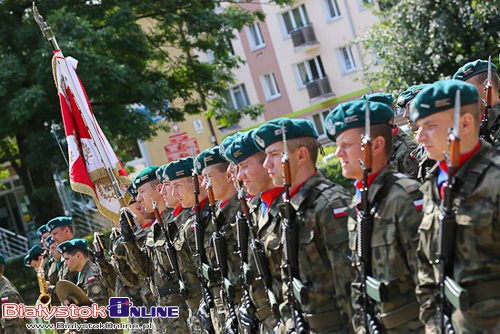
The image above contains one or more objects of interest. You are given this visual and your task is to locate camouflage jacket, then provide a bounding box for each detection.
[248,190,286,328]
[0,276,33,333]
[347,165,423,332]
[76,260,120,334]
[280,172,355,334]
[410,143,436,183]
[416,142,500,329]
[487,102,500,155]
[390,127,420,179]
[46,256,60,300]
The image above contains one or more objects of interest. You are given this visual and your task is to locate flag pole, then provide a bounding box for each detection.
[33,3,129,210]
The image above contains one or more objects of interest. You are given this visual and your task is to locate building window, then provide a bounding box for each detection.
[227,84,250,109]
[295,56,326,88]
[260,73,281,101]
[325,0,341,20]
[339,46,356,73]
[281,4,310,35]
[247,22,265,50]
[311,110,331,136]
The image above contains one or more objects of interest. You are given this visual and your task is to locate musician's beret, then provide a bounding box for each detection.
[36,224,49,237]
[47,216,73,232]
[253,118,318,151]
[220,133,243,161]
[57,238,89,254]
[164,157,194,181]
[397,84,431,107]
[134,166,159,188]
[24,245,43,267]
[225,130,261,165]
[358,93,394,107]
[195,147,226,173]
[410,80,479,122]
[0,254,5,265]
[45,235,55,248]
[453,59,497,81]
[324,100,393,141]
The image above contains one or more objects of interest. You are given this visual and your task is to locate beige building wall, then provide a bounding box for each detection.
[135,1,380,169]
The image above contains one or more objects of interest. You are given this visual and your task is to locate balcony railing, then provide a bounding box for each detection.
[291,25,318,50]
[306,77,334,100]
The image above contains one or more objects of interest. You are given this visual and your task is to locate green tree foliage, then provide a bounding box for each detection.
[0,0,293,226]
[359,0,500,93]
[317,145,355,194]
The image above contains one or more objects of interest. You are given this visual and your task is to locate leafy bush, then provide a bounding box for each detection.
[317,144,355,195]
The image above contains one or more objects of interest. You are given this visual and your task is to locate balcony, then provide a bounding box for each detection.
[306,77,334,100]
[291,25,319,51]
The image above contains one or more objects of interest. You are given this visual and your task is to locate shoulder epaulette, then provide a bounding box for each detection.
[393,174,421,194]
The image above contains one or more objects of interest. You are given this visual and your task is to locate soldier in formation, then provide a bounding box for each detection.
[20,57,499,334]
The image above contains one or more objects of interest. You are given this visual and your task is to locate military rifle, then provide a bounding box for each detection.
[151,199,187,299]
[279,122,309,334]
[356,99,384,334]
[192,158,216,334]
[236,180,279,332]
[480,56,493,143]
[436,90,468,334]
[203,158,240,333]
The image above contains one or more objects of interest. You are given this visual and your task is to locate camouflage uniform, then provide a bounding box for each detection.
[97,229,152,333]
[390,126,419,179]
[45,255,60,303]
[209,194,243,332]
[416,142,500,333]
[76,260,121,334]
[248,190,285,333]
[348,166,424,333]
[181,199,222,332]
[124,211,191,334]
[487,102,500,155]
[410,143,436,183]
[279,173,355,334]
[0,276,33,333]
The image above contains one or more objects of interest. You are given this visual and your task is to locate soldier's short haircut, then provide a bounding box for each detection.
[67,247,89,258]
[57,224,75,236]
[371,123,393,158]
[253,151,267,164]
[461,103,481,124]
[288,137,319,163]
[145,179,160,188]
[211,162,230,174]
[471,71,500,91]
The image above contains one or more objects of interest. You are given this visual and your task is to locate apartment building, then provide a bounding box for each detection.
[141,0,379,165]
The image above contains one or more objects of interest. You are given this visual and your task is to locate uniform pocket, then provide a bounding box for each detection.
[371,223,407,281]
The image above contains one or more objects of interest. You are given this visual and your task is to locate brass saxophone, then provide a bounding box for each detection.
[36,250,52,309]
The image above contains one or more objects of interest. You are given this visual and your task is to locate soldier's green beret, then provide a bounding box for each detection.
[195,147,226,173]
[164,157,195,180]
[45,235,55,248]
[253,118,318,151]
[126,182,138,198]
[47,216,73,232]
[225,130,260,165]
[324,100,393,141]
[410,80,479,122]
[24,245,43,267]
[359,93,394,106]
[37,224,49,237]
[397,84,431,107]
[155,164,167,182]
[57,238,89,254]
[0,254,5,265]
[220,133,243,161]
[453,59,498,81]
[134,166,159,188]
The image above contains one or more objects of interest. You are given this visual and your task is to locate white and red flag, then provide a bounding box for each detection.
[54,50,130,222]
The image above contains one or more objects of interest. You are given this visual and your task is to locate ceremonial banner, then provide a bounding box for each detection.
[54,51,130,222]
